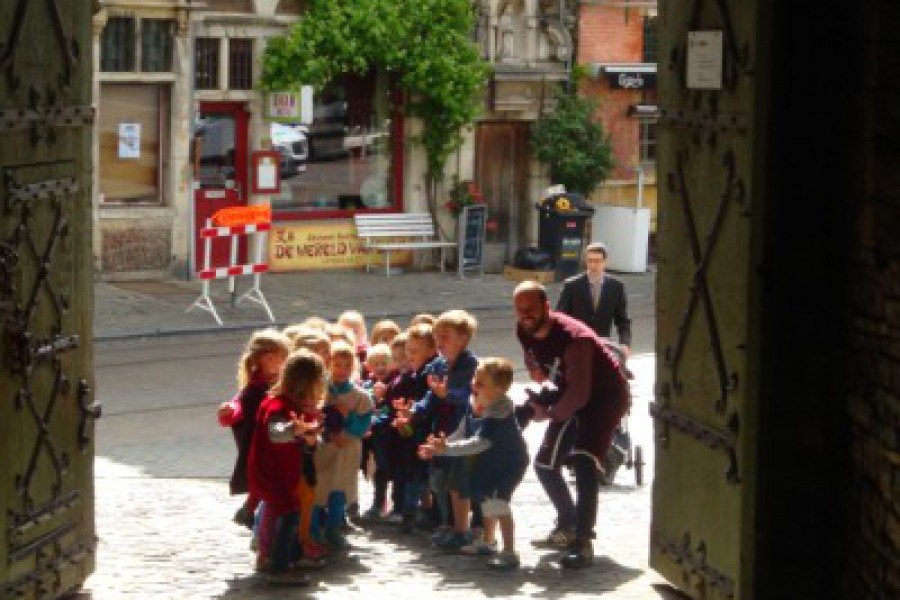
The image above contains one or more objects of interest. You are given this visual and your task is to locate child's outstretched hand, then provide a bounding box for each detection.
[292,416,315,438]
[217,402,235,421]
[418,432,447,460]
[427,374,448,398]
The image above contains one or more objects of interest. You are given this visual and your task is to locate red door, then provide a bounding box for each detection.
[193,102,249,272]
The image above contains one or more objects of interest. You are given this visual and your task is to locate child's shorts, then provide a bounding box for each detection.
[431,456,470,498]
[470,455,528,502]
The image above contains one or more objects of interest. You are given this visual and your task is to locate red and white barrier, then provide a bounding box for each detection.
[187,215,275,325]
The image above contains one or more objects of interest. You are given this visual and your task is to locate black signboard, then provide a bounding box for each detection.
[457,204,486,278]
[606,70,657,90]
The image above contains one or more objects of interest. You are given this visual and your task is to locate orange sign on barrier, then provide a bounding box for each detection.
[213,204,272,227]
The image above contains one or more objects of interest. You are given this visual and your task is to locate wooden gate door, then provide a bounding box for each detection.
[474,122,530,263]
[651,2,758,598]
[0,2,98,599]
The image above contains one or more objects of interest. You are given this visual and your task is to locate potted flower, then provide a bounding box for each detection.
[444,177,485,217]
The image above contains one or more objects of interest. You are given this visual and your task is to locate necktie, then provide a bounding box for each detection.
[591,280,600,311]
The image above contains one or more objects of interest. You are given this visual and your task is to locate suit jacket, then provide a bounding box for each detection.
[556,272,632,347]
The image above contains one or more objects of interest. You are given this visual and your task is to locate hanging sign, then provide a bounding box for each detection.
[606,71,656,90]
[265,86,314,123]
[686,31,724,90]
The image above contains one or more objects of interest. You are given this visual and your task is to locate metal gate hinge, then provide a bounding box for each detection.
[650,402,741,484]
[652,529,736,598]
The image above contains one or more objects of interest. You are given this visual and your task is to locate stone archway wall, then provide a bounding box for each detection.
[750,1,897,598]
[843,1,900,597]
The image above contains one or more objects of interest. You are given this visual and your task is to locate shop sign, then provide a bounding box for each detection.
[269,221,412,271]
[265,87,314,123]
[606,71,656,90]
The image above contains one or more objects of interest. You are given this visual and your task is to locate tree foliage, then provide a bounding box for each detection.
[530,93,615,195]
[261,0,489,181]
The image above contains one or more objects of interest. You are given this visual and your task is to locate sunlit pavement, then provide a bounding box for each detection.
[83,354,673,600]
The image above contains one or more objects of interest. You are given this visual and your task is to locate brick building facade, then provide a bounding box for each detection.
[578,3,658,231]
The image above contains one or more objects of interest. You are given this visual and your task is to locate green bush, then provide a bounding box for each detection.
[531,93,614,195]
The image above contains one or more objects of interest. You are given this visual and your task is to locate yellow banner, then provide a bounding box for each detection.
[269,221,412,271]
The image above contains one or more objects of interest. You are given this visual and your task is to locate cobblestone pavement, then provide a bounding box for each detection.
[83,267,675,599]
[83,354,677,600]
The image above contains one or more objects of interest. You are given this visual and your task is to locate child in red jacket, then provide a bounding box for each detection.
[217,329,290,529]
[247,349,325,586]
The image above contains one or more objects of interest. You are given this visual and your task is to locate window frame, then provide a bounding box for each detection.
[99,82,171,207]
[227,38,254,90]
[194,37,221,90]
[101,16,177,74]
[639,119,658,166]
[272,112,406,222]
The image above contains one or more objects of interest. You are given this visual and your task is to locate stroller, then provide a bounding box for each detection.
[599,339,644,486]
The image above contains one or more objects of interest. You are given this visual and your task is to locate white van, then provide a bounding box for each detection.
[270,123,308,175]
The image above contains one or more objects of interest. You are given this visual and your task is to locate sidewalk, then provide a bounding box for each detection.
[95,267,656,342]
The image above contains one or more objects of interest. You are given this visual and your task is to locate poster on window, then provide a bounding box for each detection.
[118,123,141,158]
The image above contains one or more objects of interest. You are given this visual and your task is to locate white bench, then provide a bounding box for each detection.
[354,213,456,277]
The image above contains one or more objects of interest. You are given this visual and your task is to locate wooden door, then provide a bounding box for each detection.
[0,2,98,598]
[651,2,758,598]
[193,102,250,271]
[474,122,530,262]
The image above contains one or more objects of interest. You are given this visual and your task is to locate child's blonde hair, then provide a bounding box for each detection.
[237,328,290,388]
[407,323,436,347]
[270,349,326,409]
[410,313,436,328]
[476,357,514,393]
[370,319,401,345]
[291,329,332,362]
[301,316,328,331]
[325,322,357,349]
[434,309,479,339]
[283,323,316,343]
[338,310,368,346]
[365,343,392,365]
[390,331,408,351]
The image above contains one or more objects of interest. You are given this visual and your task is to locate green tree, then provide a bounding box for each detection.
[260,0,490,210]
[530,93,615,195]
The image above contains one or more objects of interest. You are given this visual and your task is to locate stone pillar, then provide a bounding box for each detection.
[91,10,107,275]
[170,12,193,277]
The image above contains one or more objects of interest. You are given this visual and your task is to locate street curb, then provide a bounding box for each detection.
[94,302,514,343]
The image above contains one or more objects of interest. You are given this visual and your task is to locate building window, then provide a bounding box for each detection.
[228,39,254,90]
[101,17,136,72]
[195,38,220,90]
[640,120,657,164]
[643,16,658,64]
[142,19,175,72]
[270,70,401,218]
[102,17,176,73]
[99,84,170,205]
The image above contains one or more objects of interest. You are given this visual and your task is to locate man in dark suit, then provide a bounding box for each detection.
[556,242,632,356]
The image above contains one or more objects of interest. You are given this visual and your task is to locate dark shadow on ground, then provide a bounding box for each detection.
[335,522,646,598]
[213,550,371,599]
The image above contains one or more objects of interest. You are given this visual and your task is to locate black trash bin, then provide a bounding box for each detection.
[536,192,595,279]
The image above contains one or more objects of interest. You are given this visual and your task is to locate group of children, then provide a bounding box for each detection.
[218,309,530,586]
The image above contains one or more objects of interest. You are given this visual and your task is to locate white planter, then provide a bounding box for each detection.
[592,205,651,273]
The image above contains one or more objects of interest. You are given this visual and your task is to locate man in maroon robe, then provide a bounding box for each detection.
[514,281,631,568]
